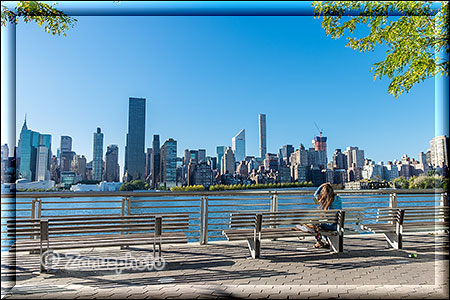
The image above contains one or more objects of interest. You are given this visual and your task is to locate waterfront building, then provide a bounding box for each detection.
[259,114,267,159]
[429,135,449,167]
[232,129,246,162]
[277,165,291,183]
[71,155,87,180]
[16,178,55,190]
[145,148,153,182]
[92,127,104,181]
[221,147,235,175]
[124,97,146,181]
[362,161,384,181]
[105,144,120,182]
[192,161,213,187]
[397,154,413,178]
[216,146,227,173]
[384,162,399,181]
[60,171,78,187]
[291,164,307,182]
[151,134,161,187]
[160,138,177,188]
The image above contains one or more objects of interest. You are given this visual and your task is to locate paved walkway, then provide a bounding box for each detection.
[1,233,448,299]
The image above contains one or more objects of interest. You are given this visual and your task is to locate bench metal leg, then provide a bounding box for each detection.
[384,232,402,249]
[247,238,260,259]
[327,234,343,253]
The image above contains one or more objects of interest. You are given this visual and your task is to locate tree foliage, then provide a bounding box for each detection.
[313,1,449,98]
[1,1,76,36]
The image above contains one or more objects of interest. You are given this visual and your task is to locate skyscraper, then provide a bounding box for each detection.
[151,134,161,187]
[160,138,177,188]
[429,135,449,167]
[124,97,146,181]
[221,147,235,175]
[216,146,227,173]
[259,114,267,159]
[59,136,75,172]
[35,145,50,181]
[18,118,52,181]
[145,148,153,181]
[92,127,104,181]
[60,136,72,153]
[232,129,246,162]
[279,144,294,166]
[105,144,120,182]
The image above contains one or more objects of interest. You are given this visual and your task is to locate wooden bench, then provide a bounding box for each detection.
[7,214,189,272]
[360,206,449,249]
[223,209,345,258]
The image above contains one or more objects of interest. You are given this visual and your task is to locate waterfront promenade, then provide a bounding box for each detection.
[2,232,448,299]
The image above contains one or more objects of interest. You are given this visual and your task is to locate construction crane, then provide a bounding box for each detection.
[314,122,323,137]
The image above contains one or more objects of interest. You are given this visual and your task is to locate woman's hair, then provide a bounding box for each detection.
[317,183,335,210]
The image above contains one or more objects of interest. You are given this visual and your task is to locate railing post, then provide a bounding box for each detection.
[440,192,448,207]
[37,198,42,218]
[202,196,209,245]
[127,197,131,215]
[439,192,448,231]
[200,196,204,245]
[31,198,37,219]
[389,193,397,208]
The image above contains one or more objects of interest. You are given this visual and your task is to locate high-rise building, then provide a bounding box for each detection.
[105,144,120,182]
[145,148,153,182]
[71,155,87,180]
[160,138,177,188]
[344,146,365,169]
[151,134,161,187]
[124,97,146,182]
[35,145,50,181]
[264,153,279,171]
[221,147,235,175]
[232,129,246,162]
[198,149,206,163]
[279,144,294,166]
[216,146,227,173]
[332,149,347,169]
[259,114,267,159]
[17,118,51,181]
[60,136,72,153]
[429,135,449,167]
[1,144,9,161]
[92,127,104,182]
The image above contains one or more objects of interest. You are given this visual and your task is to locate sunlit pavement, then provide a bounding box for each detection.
[1,232,448,299]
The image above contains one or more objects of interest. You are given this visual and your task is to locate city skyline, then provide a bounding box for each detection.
[5,15,441,170]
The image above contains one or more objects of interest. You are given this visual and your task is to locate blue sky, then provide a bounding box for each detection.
[6,12,438,170]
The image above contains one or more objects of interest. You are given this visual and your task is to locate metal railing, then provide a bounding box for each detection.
[1,189,448,249]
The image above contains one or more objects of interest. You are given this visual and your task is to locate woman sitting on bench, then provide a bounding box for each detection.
[297,183,342,248]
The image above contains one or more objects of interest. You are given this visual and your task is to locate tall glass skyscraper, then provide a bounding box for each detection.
[92,127,104,181]
[232,129,246,162]
[259,114,267,159]
[124,97,146,181]
[151,134,160,187]
[18,118,51,181]
[216,146,227,173]
[160,138,177,188]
